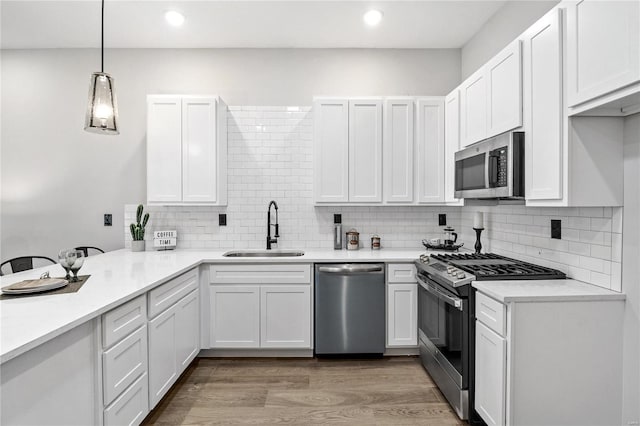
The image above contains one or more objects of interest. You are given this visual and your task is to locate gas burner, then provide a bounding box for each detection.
[419,252,566,282]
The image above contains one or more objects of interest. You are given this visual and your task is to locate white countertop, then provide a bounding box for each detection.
[473,279,626,303]
[0,248,428,364]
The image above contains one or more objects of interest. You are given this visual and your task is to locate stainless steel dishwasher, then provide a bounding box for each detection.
[314,263,385,355]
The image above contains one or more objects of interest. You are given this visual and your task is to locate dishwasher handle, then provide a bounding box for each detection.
[318,264,384,274]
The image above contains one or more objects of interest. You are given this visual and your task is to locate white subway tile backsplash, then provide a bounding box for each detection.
[461,204,623,291]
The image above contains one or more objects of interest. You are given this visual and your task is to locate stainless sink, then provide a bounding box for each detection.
[222,250,305,258]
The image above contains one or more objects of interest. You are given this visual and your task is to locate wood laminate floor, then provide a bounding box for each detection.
[143,357,467,425]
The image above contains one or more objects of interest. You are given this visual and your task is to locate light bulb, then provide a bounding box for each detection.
[165,10,185,27]
[94,103,113,120]
[363,10,383,27]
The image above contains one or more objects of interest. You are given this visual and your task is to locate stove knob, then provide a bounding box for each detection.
[456,271,466,279]
[447,266,454,274]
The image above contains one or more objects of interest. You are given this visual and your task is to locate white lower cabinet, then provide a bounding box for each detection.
[210,285,261,348]
[209,264,312,350]
[475,321,506,426]
[474,289,624,426]
[103,325,148,406]
[104,373,149,426]
[386,284,418,347]
[101,296,149,426]
[261,286,311,348]
[386,263,418,348]
[148,289,200,408]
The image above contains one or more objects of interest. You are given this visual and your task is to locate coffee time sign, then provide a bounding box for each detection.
[153,230,177,250]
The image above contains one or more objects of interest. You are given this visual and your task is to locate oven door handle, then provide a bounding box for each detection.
[417,276,463,311]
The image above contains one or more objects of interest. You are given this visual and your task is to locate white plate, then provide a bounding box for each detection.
[2,278,69,295]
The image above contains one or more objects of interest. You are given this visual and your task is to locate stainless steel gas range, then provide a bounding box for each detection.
[414,253,566,422]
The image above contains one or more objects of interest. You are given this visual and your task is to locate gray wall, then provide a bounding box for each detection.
[0,48,461,261]
[461,0,558,79]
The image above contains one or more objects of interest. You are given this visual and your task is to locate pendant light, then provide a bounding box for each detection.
[84,0,119,135]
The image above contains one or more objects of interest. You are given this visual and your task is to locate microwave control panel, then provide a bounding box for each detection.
[490,147,508,187]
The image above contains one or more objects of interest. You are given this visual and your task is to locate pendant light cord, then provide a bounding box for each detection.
[101,0,104,73]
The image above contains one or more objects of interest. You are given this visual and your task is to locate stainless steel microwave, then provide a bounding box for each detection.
[454,132,524,199]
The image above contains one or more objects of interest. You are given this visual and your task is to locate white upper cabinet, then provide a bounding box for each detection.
[523,8,564,201]
[460,70,488,147]
[444,90,462,204]
[566,0,640,108]
[181,98,218,203]
[147,95,227,206]
[349,99,383,202]
[383,99,414,203]
[486,40,523,136]
[416,98,446,203]
[459,40,523,148]
[147,97,182,203]
[313,99,349,203]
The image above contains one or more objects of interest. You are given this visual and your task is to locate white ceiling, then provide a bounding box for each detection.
[0,0,507,49]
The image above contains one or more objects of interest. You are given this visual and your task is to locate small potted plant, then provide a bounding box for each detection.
[130,204,150,252]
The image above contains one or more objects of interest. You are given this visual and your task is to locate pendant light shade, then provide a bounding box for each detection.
[84,0,119,135]
[85,72,119,134]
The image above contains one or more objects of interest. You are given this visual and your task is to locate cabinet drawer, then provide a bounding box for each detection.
[103,295,147,349]
[387,263,417,283]
[210,264,311,284]
[476,292,506,336]
[104,372,149,426]
[103,325,148,406]
[148,268,198,318]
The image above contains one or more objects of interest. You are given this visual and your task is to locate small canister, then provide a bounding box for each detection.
[371,235,381,250]
[346,229,360,250]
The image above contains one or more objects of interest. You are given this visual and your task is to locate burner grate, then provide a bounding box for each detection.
[430,252,566,281]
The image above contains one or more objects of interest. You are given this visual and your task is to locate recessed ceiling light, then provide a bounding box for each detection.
[363,10,383,27]
[165,10,185,27]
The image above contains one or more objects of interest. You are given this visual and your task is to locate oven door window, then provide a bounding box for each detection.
[455,153,486,191]
[419,280,465,378]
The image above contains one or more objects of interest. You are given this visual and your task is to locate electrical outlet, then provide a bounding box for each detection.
[219,214,227,226]
[103,214,112,226]
[551,219,562,239]
[334,214,342,224]
[439,214,447,226]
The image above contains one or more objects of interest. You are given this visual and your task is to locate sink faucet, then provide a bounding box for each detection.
[266,200,279,249]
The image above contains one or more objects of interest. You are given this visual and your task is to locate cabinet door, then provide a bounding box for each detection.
[444,90,462,204]
[314,99,349,203]
[147,96,182,203]
[210,285,260,348]
[176,290,200,371]
[524,9,563,201]
[475,321,506,426]
[386,284,418,347]
[260,286,311,348]
[349,99,383,202]
[460,70,487,147]
[486,40,523,137]
[383,99,414,203]
[567,0,640,106]
[148,303,178,408]
[182,97,218,203]
[416,98,446,203]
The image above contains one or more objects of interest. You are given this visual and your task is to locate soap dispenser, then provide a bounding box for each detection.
[333,214,342,250]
